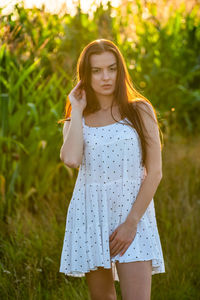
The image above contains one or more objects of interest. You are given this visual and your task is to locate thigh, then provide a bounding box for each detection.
[85,266,117,300]
[116,260,152,300]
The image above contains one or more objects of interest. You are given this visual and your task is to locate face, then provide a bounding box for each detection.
[90,51,117,96]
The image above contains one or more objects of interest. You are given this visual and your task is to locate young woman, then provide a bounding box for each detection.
[59,39,165,300]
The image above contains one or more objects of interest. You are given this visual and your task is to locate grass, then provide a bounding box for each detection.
[0,133,200,299]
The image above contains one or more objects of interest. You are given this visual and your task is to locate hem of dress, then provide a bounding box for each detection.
[59,265,111,278]
[111,257,165,278]
[59,257,165,281]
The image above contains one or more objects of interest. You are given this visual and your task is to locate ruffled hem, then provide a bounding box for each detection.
[59,256,165,282]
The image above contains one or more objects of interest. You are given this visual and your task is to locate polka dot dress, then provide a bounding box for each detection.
[59,116,165,281]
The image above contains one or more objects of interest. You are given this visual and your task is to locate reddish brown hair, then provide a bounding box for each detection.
[58,39,163,166]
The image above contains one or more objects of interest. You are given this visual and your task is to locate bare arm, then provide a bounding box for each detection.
[125,101,162,225]
[60,109,84,168]
[60,80,87,168]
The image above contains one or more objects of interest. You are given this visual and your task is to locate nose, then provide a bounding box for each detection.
[102,69,110,80]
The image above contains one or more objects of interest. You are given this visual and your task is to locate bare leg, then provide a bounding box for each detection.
[85,266,117,300]
[116,260,152,300]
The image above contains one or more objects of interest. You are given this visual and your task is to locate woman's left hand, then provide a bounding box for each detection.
[109,221,138,257]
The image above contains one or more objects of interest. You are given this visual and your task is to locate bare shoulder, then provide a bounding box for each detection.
[134,99,156,119]
[133,99,159,142]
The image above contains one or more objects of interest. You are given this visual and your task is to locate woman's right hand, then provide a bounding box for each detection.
[68,80,87,113]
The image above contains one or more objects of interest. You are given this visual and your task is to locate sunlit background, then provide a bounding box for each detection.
[0,0,121,15]
[1,0,200,299]
[0,0,197,21]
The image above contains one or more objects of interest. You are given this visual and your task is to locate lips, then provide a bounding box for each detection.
[102,84,112,87]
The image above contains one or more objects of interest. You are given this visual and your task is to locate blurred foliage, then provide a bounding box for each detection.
[0,0,200,299]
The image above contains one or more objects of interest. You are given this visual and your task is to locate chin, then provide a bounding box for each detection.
[100,92,114,96]
[96,89,115,95]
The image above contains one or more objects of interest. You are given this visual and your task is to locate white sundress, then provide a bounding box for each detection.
[59,116,165,281]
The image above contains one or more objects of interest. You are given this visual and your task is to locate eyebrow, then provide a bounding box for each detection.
[91,63,117,69]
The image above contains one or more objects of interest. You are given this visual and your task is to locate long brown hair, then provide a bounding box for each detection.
[58,38,163,166]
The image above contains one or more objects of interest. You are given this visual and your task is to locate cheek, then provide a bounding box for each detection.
[91,74,100,86]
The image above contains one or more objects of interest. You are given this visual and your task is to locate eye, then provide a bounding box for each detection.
[92,69,99,73]
[110,67,117,71]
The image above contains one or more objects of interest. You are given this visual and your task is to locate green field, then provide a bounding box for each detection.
[0,1,200,299]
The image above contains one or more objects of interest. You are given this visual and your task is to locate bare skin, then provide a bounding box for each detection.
[85,260,152,300]
[85,267,117,300]
[116,260,152,300]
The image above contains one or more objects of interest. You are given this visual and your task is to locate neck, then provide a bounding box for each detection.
[96,94,117,111]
